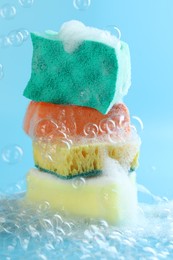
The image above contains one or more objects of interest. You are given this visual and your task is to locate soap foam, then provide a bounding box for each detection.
[1,177,173,259]
[56,20,121,53]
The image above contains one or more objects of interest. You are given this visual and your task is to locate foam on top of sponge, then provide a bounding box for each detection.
[23,20,131,114]
[55,20,121,53]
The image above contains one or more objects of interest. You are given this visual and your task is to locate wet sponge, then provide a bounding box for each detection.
[25,161,137,224]
[23,29,131,114]
[32,137,140,178]
[23,101,131,139]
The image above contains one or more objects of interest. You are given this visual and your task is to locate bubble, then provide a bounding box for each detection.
[18,0,34,8]
[0,35,11,48]
[27,225,40,238]
[65,120,77,136]
[7,30,24,47]
[84,229,93,240]
[1,144,23,164]
[108,131,125,144]
[56,138,72,149]
[62,222,72,236]
[0,64,4,80]
[131,115,144,133]
[84,123,99,138]
[98,220,109,230]
[0,4,17,20]
[15,179,26,192]
[18,28,30,41]
[110,113,126,129]
[37,254,47,260]
[56,120,67,133]
[143,247,157,256]
[73,0,91,10]
[72,177,86,189]
[34,119,58,139]
[104,25,121,48]
[52,214,64,226]
[99,118,116,134]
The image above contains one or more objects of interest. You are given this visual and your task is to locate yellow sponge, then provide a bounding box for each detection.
[25,159,138,224]
[33,136,140,178]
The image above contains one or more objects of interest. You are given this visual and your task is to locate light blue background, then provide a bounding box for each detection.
[0,0,173,198]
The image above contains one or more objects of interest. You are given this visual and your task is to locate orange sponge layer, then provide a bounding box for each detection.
[24,102,130,139]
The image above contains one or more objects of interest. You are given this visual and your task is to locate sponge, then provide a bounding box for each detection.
[25,160,138,224]
[23,101,131,139]
[23,21,131,114]
[32,135,140,178]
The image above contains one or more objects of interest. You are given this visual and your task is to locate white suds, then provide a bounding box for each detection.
[52,20,120,53]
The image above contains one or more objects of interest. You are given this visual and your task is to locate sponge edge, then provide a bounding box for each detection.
[25,158,138,224]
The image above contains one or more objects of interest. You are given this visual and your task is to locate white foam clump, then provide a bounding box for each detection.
[52,20,120,53]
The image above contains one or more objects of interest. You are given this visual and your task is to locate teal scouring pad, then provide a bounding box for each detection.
[23,20,131,114]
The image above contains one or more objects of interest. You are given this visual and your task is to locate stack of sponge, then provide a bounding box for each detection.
[23,20,141,224]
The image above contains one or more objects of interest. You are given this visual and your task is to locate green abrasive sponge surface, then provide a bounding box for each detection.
[35,165,102,180]
[24,33,126,114]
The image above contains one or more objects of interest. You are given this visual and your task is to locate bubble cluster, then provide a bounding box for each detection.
[83,123,99,138]
[73,0,91,10]
[34,119,59,139]
[0,64,4,80]
[0,193,173,259]
[0,4,17,20]
[32,117,76,144]
[18,0,34,8]
[8,30,24,47]
[99,118,116,134]
[1,144,23,164]
[0,29,29,48]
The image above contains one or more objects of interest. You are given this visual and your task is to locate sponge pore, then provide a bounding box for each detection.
[24,33,121,114]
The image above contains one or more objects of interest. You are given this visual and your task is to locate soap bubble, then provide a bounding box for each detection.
[38,201,50,212]
[1,144,23,164]
[131,115,144,133]
[84,123,99,138]
[110,113,126,128]
[56,137,72,149]
[15,179,26,193]
[98,220,109,230]
[0,35,10,48]
[65,120,77,136]
[0,64,4,79]
[18,0,34,8]
[108,130,125,144]
[56,120,67,133]
[104,25,121,48]
[8,30,24,47]
[33,119,59,140]
[104,25,121,40]
[0,4,16,20]
[99,118,116,134]
[18,28,30,41]
[73,0,91,10]
[72,177,86,189]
